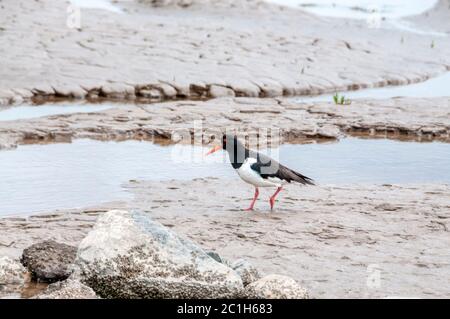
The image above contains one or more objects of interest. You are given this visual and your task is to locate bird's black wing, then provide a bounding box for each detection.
[249,151,315,185]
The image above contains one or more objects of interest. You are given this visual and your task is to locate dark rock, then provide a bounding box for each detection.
[21,240,77,283]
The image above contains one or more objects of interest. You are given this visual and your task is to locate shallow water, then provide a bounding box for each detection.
[269,0,444,36]
[269,0,438,19]
[296,72,450,103]
[0,282,48,299]
[70,0,121,13]
[0,104,119,121]
[0,138,449,216]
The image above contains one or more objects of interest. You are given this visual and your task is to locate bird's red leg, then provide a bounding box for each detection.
[244,187,259,211]
[269,187,283,210]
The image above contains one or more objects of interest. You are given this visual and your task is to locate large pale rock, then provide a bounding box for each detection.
[21,240,77,283]
[74,210,243,298]
[0,256,27,286]
[33,279,98,299]
[231,259,261,286]
[243,274,309,299]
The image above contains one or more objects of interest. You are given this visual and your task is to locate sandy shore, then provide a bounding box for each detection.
[1,0,450,105]
[1,178,449,298]
[1,97,449,149]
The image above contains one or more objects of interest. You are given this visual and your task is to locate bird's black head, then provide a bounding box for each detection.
[206,133,241,156]
[222,134,227,150]
[206,133,248,169]
[221,134,234,150]
[222,134,245,151]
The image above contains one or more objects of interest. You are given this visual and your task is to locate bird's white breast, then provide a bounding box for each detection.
[236,158,281,188]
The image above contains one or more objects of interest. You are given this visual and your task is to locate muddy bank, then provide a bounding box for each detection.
[1,97,449,149]
[1,0,450,105]
[0,178,449,298]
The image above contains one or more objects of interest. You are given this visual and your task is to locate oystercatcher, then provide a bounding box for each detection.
[206,134,314,211]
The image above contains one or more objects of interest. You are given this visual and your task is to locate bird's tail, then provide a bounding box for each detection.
[279,164,315,185]
[293,171,315,186]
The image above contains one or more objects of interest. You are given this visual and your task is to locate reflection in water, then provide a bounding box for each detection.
[0,281,48,299]
[20,282,49,299]
[296,72,450,103]
[0,138,449,216]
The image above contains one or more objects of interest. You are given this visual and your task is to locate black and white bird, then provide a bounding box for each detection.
[206,134,314,211]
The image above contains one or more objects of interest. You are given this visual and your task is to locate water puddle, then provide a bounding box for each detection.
[268,0,444,36]
[70,0,122,13]
[0,282,48,299]
[296,72,450,103]
[387,19,448,37]
[269,0,438,19]
[0,103,125,122]
[0,138,449,216]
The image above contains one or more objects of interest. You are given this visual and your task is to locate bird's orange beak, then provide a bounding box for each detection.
[206,145,221,156]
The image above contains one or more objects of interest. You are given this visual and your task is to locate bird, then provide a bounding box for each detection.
[206,134,314,211]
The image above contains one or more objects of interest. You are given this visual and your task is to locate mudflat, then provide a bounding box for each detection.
[1,97,449,150]
[1,0,450,104]
[1,178,449,298]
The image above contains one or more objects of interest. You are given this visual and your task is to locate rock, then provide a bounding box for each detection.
[0,89,15,100]
[100,83,135,98]
[33,279,98,299]
[53,85,87,98]
[229,81,261,97]
[242,274,309,299]
[21,240,77,283]
[156,83,178,98]
[206,251,224,263]
[12,88,34,99]
[0,256,27,286]
[141,0,195,7]
[231,259,261,286]
[208,85,235,98]
[31,84,55,96]
[0,136,18,150]
[74,210,243,298]
[139,88,162,99]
